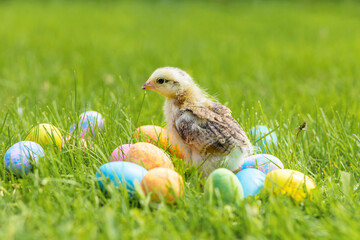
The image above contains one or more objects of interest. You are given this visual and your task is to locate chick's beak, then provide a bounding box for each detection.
[142,81,155,90]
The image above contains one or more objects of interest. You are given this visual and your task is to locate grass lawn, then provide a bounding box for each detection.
[0,0,360,239]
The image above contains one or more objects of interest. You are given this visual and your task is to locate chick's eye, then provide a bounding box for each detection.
[157,78,165,84]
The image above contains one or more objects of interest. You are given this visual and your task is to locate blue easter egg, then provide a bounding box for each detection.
[236,168,265,198]
[234,154,284,175]
[96,161,147,196]
[78,111,105,138]
[69,123,76,135]
[250,125,277,152]
[4,141,45,175]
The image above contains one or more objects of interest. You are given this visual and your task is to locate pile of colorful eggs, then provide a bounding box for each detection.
[4,123,62,176]
[4,117,317,204]
[205,154,316,204]
[3,111,104,176]
[99,123,316,204]
[98,125,185,204]
[204,125,316,204]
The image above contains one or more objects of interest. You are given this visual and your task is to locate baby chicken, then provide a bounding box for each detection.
[142,67,253,176]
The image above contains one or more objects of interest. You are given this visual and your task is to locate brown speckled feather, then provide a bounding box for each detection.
[175,102,250,156]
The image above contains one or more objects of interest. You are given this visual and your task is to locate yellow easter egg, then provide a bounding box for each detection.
[140,167,184,203]
[134,125,184,159]
[264,169,316,201]
[26,123,63,149]
[125,142,174,170]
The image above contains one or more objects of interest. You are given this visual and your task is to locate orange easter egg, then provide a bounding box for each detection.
[168,141,185,160]
[134,125,184,159]
[125,142,174,170]
[134,125,169,146]
[140,168,184,203]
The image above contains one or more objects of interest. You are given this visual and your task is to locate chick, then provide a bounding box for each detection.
[142,67,253,176]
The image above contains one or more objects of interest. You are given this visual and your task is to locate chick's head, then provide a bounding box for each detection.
[142,67,193,98]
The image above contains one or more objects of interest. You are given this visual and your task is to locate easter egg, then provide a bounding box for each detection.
[134,125,169,146]
[26,123,63,149]
[125,142,174,170]
[236,169,265,198]
[4,141,45,175]
[264,169,316,201]
[204,168,244,205]
[110,144,132,162]
[78,111,104,138]
[250,125,277,152]
[234,154,284,174]
[134,125,184,159]
[69,123,76,135]
[96,161,147,196]
[140,168,184,203]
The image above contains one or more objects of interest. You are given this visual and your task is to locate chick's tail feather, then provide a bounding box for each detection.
[223,145,254,173]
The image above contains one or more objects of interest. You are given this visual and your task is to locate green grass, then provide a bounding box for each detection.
[1,0,360,239]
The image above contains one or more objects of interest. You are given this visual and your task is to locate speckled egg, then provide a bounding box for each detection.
[134,125,184,159]
[250,125,277,153]
[4,141,45,175]
[77,111,104,138]
[134,125,169,146]
[234,154,284,174]
[25,123,63,149]
[96,161,147,196]
[205,168,244,205]
[264,169,316,201]
[236,169,265,198]
[110,144,132,162]
[125,142,174,170]
[140,168,184,203]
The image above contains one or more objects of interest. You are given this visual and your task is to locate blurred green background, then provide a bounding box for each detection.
[1,1,359,117]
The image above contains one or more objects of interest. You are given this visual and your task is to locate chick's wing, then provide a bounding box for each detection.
[174,103,248,156]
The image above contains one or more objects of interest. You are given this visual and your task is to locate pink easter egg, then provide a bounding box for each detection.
[110,144,132,162]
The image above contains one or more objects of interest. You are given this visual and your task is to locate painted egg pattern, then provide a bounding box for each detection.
[236,168,265,198]
[125,142,174,170]
[234,154,284,174]
[134,125,184,159]
[25,123,63,149]
[250,125,277,153]
[264,169,316,201]
[110,144,132,162]
[134,125,169,146]
[69,123,76,135]
[140,168,184,203]
[96,161,147,196]
[77,111,105,138]
[4,141,45,175]
[205,168,244,205]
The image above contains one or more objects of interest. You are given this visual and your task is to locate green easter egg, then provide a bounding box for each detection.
[205,168,244,205]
